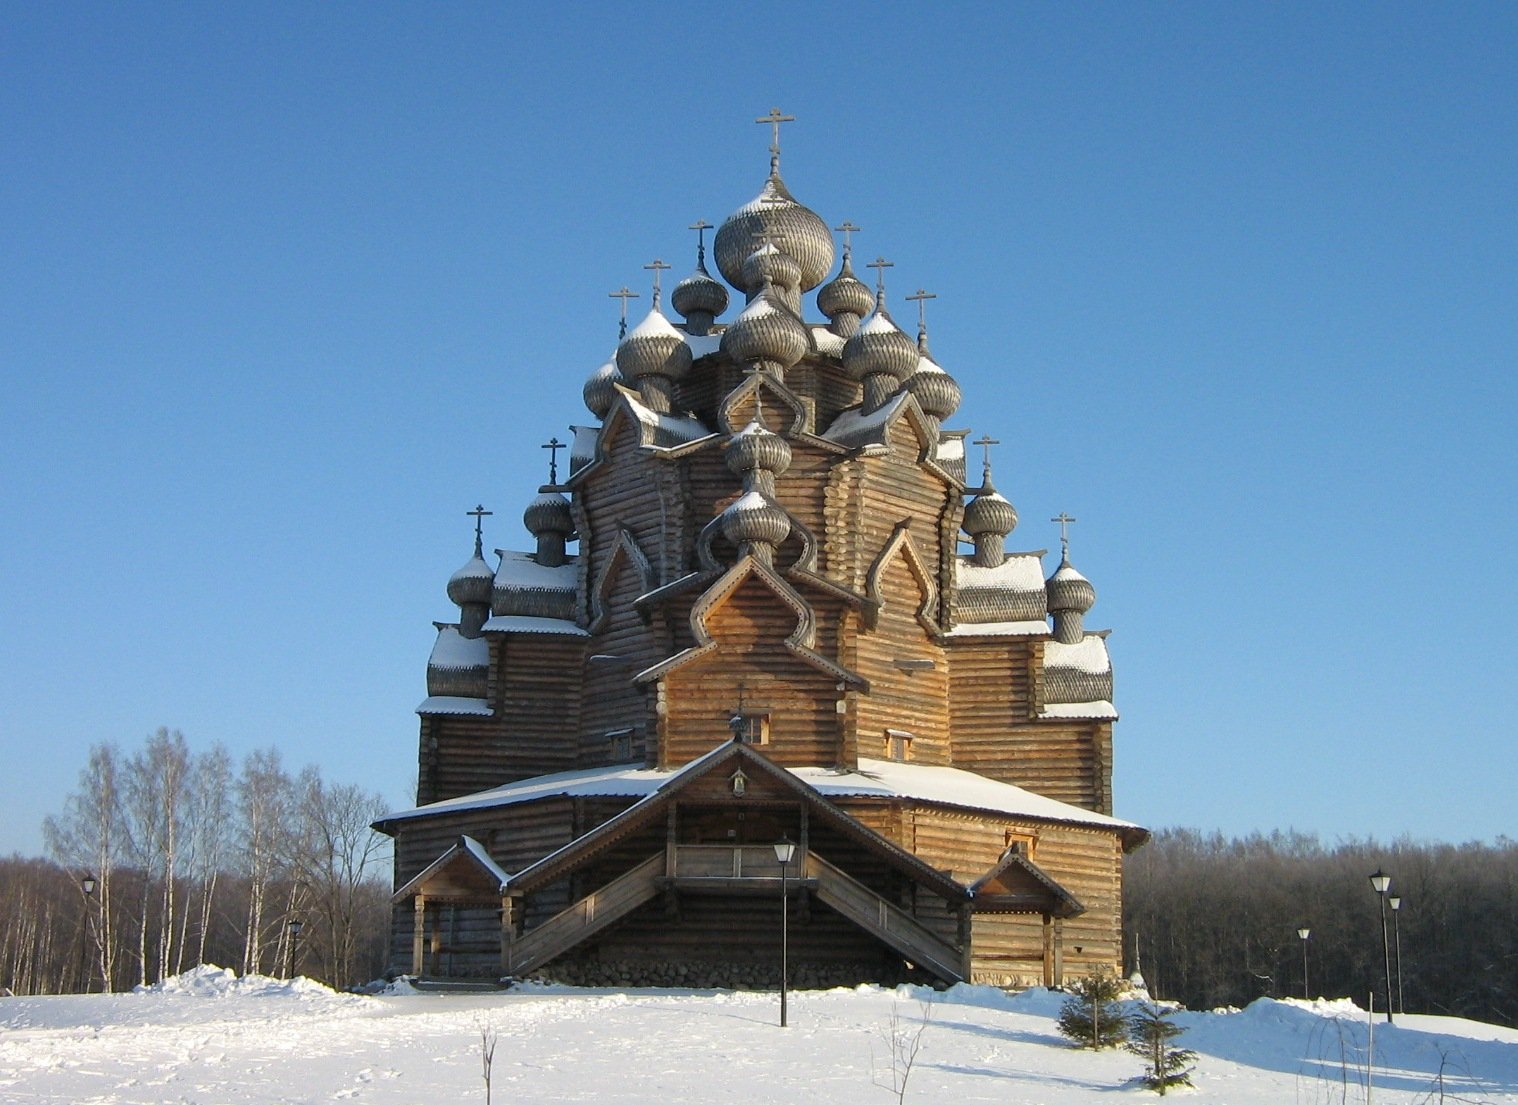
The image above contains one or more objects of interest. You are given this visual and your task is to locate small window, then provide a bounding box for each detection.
[885,728,914,762]
[606,727,634,761]
[729,712,770,745]
[1004,830,1039,858]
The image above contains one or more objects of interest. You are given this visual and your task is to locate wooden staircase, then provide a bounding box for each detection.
[805,852,965,983]
[504,853,663,976]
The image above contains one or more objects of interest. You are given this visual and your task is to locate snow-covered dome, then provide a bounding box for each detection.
[842,304,919,385]
[817,253,874,327]
[446,548,495,608]
[583,355,622,419]
[1046,556,1096,616]
[714,172,834,293]
[720,490,791,549]
[672,259,728,323]
[963,482,1017,541]
[719,288,811,373]
[616,306,694,383]
[904,347,962,421]
[524,492,573,539]
[742,241,802,296]
[726,420,793,478]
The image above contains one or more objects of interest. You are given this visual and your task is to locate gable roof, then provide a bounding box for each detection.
[391,834,513,902]
[968,844,1084,917]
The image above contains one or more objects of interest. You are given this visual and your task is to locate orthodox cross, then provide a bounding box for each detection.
[688,219,713,263]
[1052,512,1077,557]
[904,288,937,336]
[609,285,639,338]
[834,221,861,258]
[756,107,795,170]
[973,433,999,478]
[466,504,493,552]
[865,255,894,297]
[541,436,565,485]
[644,258,671,300]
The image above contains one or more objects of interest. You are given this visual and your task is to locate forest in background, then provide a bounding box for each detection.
[1124,829,1518,1027]
[6,731,1516,1025]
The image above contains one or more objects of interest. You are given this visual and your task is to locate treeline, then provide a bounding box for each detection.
[4,728,392,996]
[1124,828,1518,1027]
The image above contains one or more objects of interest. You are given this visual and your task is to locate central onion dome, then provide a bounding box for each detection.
[719,285,811,374]
[714,173,834,293]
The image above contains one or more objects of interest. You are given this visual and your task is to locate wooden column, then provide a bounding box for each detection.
[412,895,427,977]
[499,895,514,976]
[957,904,973,981]
[1052,917,1065,987]
[1041,913,1053,987]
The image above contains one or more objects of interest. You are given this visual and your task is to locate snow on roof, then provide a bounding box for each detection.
[428,627,488,669]
[937,436,965,464]
[381,750,1136,834]
[459,834,512,887]
[682,332,721,358]
[822,392,911,446]
[944,619,1050,637]
[1050,561,1089,583]
[956,553,1045,592]
[481,615,589,636]
[416,696,492,716]
[725,490,771,512]
[493,550,577,591]
[623,392,711,445]
[1043,636,1111,674]
[810,326,844,357]
[570,424,598,464]
[858,309,904,336]
[449,554,493,584]
[1039,700,1118,720]
[626,307,683,341]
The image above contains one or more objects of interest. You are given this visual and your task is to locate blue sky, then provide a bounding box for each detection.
[3,3,1515,856]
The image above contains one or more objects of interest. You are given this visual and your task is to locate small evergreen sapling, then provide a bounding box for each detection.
[1126,1002,1196,1094]
[1056,971,1128,1049]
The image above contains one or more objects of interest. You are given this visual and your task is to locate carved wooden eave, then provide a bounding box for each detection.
[864,521,941,635]
[632,569,722,615]
[717,370,811,436]
[505,740,968,903]
[967,843,1084,918]
[632,554,866,689]
[588,527,655,634]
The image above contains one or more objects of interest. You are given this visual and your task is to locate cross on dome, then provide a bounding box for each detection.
[865,256,894,299]
[466,504,493,553]
[834,221,861,258]
[973,433,1000,477]
[755,107,795,173]
[608,285,640,338]
[904,288,937,338]
[688,219,713,262]
[1052,512,1077,557]
[541,437,565,484]
[643,258,672,302]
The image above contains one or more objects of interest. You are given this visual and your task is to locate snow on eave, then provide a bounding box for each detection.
[955,553,1046,592]
[1039,701,1118,720]
[459,835,513,888]
[494,549,578,591]
[480,615,589,636]
[1043,636,1111,674]
[416,696,492,716]
[822,392,912,446]
[945,620,1050,637]
[428,629,489,670]
[682,332,721,358]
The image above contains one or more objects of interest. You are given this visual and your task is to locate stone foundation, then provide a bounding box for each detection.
[529,957,933,990]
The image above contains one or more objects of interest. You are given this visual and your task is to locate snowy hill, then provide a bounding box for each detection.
[1,967,1515,1103]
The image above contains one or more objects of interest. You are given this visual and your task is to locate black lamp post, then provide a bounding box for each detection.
[79,874,97,993]
[286,919,304,980]
[1369,870,1393,1023]
[1388,895,1404,1015]
[1297,927,1310,1000]
[773,837,795,1028]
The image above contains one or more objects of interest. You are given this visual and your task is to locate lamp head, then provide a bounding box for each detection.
[772,837,796,864]
[1369,870,1391,894]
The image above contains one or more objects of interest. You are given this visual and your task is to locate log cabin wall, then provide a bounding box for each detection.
[854,548,950,765]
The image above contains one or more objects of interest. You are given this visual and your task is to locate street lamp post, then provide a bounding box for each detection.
[286,919,304,980]
[773,837,796,1028]
[1297,927,1311,1000]
[1369,870,1394,1024]
[79,874,97,993]
[1388,896,1404,1015]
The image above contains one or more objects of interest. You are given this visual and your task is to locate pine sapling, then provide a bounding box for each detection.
[1057,971,1128,1049]
[1126,1002,1196,1095]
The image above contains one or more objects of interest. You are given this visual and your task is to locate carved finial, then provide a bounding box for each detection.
[644,258,672,305]
[689,219,713,265]
[755,107,795,174]
[973,433,1000,486]
[466,504,493,555]
[834,221,861,259]
[904,288,937,342]
[541,437,565,485]
[1052,512,1077,559]
[865,255,894,304]
[609,285,640,339]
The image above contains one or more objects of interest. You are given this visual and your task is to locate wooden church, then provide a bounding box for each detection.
[373,114,1147,989]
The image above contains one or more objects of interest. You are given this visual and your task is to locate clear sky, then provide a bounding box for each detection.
[4,3,1515,857]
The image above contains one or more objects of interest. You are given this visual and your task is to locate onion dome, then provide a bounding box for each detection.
[842,304,919,385]
[720,489,791,550]
[1046,556,1096,616]
[719,287,811,373]
[963,485,1017,544]
[447,546,495,608]
[714,173,834,293]
[904,348,963,422]
[742,242,802,296]
[583,355,622,419]
[817,253,874,327]
[616,306,694,384]
[523,492,573,539]
[725,421,793,479]
[672,259,729,324]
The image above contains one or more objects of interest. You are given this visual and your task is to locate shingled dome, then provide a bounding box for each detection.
[446,550,494,608]
[719,289,811,372]
[843,306,919,384]
[616,307,693,383]
[672,260,728,322]
[714,173,834,293]
[1046,557,1096,615]
[583,356,622,419]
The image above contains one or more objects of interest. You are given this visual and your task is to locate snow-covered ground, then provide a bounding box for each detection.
[2,967,1516,1104]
